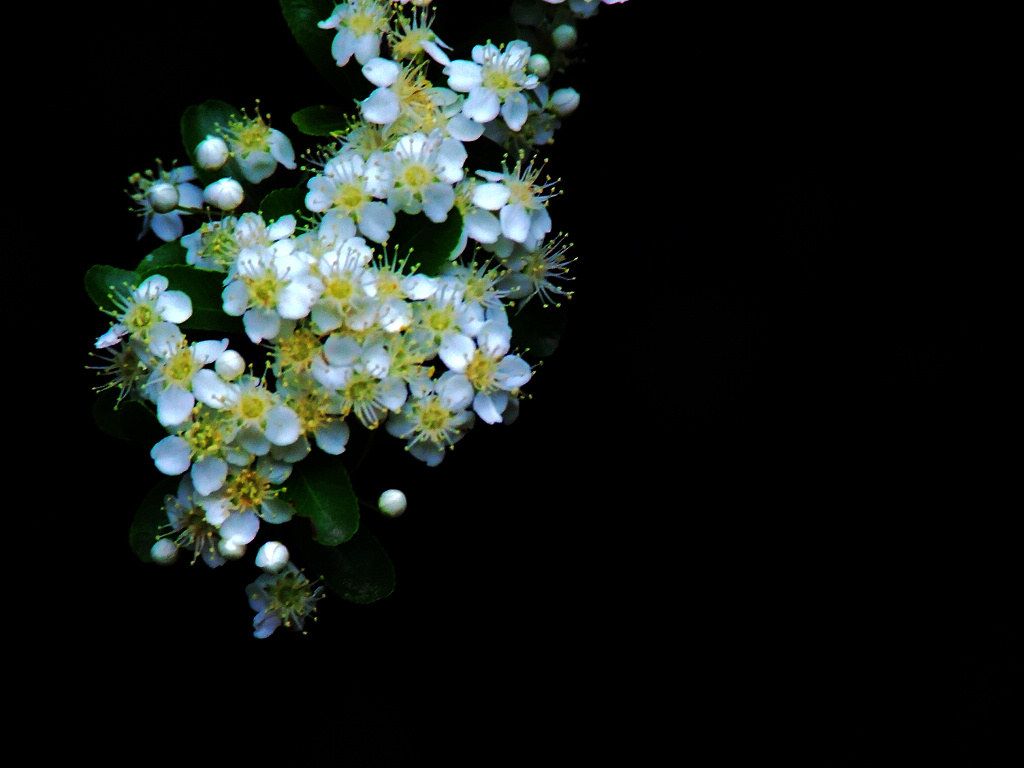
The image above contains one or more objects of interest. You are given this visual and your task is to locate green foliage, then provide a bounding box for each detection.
[156,264,242,335]
[388,209,464,277]
[84,264,142,314]
[293,524,396,605]
[291,104,350,137]
[283,450,361,546]
[136,241,187,277]
[279,0,362,102]
[260,186,309,223]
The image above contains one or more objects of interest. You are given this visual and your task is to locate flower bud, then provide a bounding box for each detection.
[150,538,178,565]
[215,349,246,381]
[527,53,551,80]
[196,135,230,171]
[203,178,244,211]
[378,489,407,517]
[147,182,179,214]
[550,87,581,117]
[218,538,247,560]
[551,24,577,51]
[255,541,290,573]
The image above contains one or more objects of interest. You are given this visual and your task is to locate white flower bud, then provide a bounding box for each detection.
[550,87,581,117]
[196,135,230,170]
[527,53,551,80]
[150,538,178,565]
[551,24,577,51]
[255,541,290,573]
[378,489,407,517]
[147,182,179,214]
[203,178,244,211]
[218,538,247,560]
[215,349,246,381]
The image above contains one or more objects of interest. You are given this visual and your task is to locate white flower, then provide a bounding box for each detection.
[318,0,391,67]
[381,131,466,222]
[305,152,395,244]
[221,247,323,343]
[388,6,452,66]
[444,41,539,132]
[438,320,531,424]
[472,155,556,247]
[220,106,296,184]
[95,274,192,349]
[143,330,230,427]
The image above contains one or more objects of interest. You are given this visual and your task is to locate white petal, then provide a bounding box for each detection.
[191,456,228,496]
[362,57,400,87]
[157,387,195,427]
[362,88,401,125]
[156,290,193,324]
[472,183,510,211]
[315,419,350,455]
[501,93,529,132]
[265,405,301,446]
[500,203,531,243]
[438,333,475,372]
[462,88,500,124]
[151,435,191,475]
[220,509,260,545]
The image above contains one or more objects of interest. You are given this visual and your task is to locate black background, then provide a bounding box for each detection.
[34,1,1008,762]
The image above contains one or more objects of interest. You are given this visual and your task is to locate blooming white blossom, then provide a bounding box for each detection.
[444,40,539,131]
[95,274,192,349]
[306,152,395,244]
[380,131,466,222]
[318,0,391,67]
[220,106,296,184]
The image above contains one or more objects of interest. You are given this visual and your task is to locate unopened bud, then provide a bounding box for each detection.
[527,53,551,80]
[378,489,407,517]
[147,182,179,214]
[218,538,247,560]
[150,538,178,565]
[550,87,581,117]
[215,349,246,381]
[551,24,577,51]
[255,541,290,573]
[203,178,244,211]
[196,135,230,170]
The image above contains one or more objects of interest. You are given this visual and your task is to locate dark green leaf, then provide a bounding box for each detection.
[155,264,242,335]
[137,241,187,276]
[260,187,308,223]
[292,104,350,137]
[279,0,363,102]
[84,264,142,313]
[388,209,464,277]
[294,525,396,605]
[129,476,180,563]
[282,450,360,546]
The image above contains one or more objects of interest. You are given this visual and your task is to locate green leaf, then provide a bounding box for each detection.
[508,299,568,358]
[279,0,362,102]
[282,450,360,546]
[154,264,242,335]
[292,104,350,137]
[84,264,142,313]
[136,241,187,276]
[129,476,179,563]
[294,525,396,605]
[388,209,464,277]
[259,187,308,223]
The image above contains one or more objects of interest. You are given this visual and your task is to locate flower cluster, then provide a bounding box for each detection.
[90,0,627,638]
